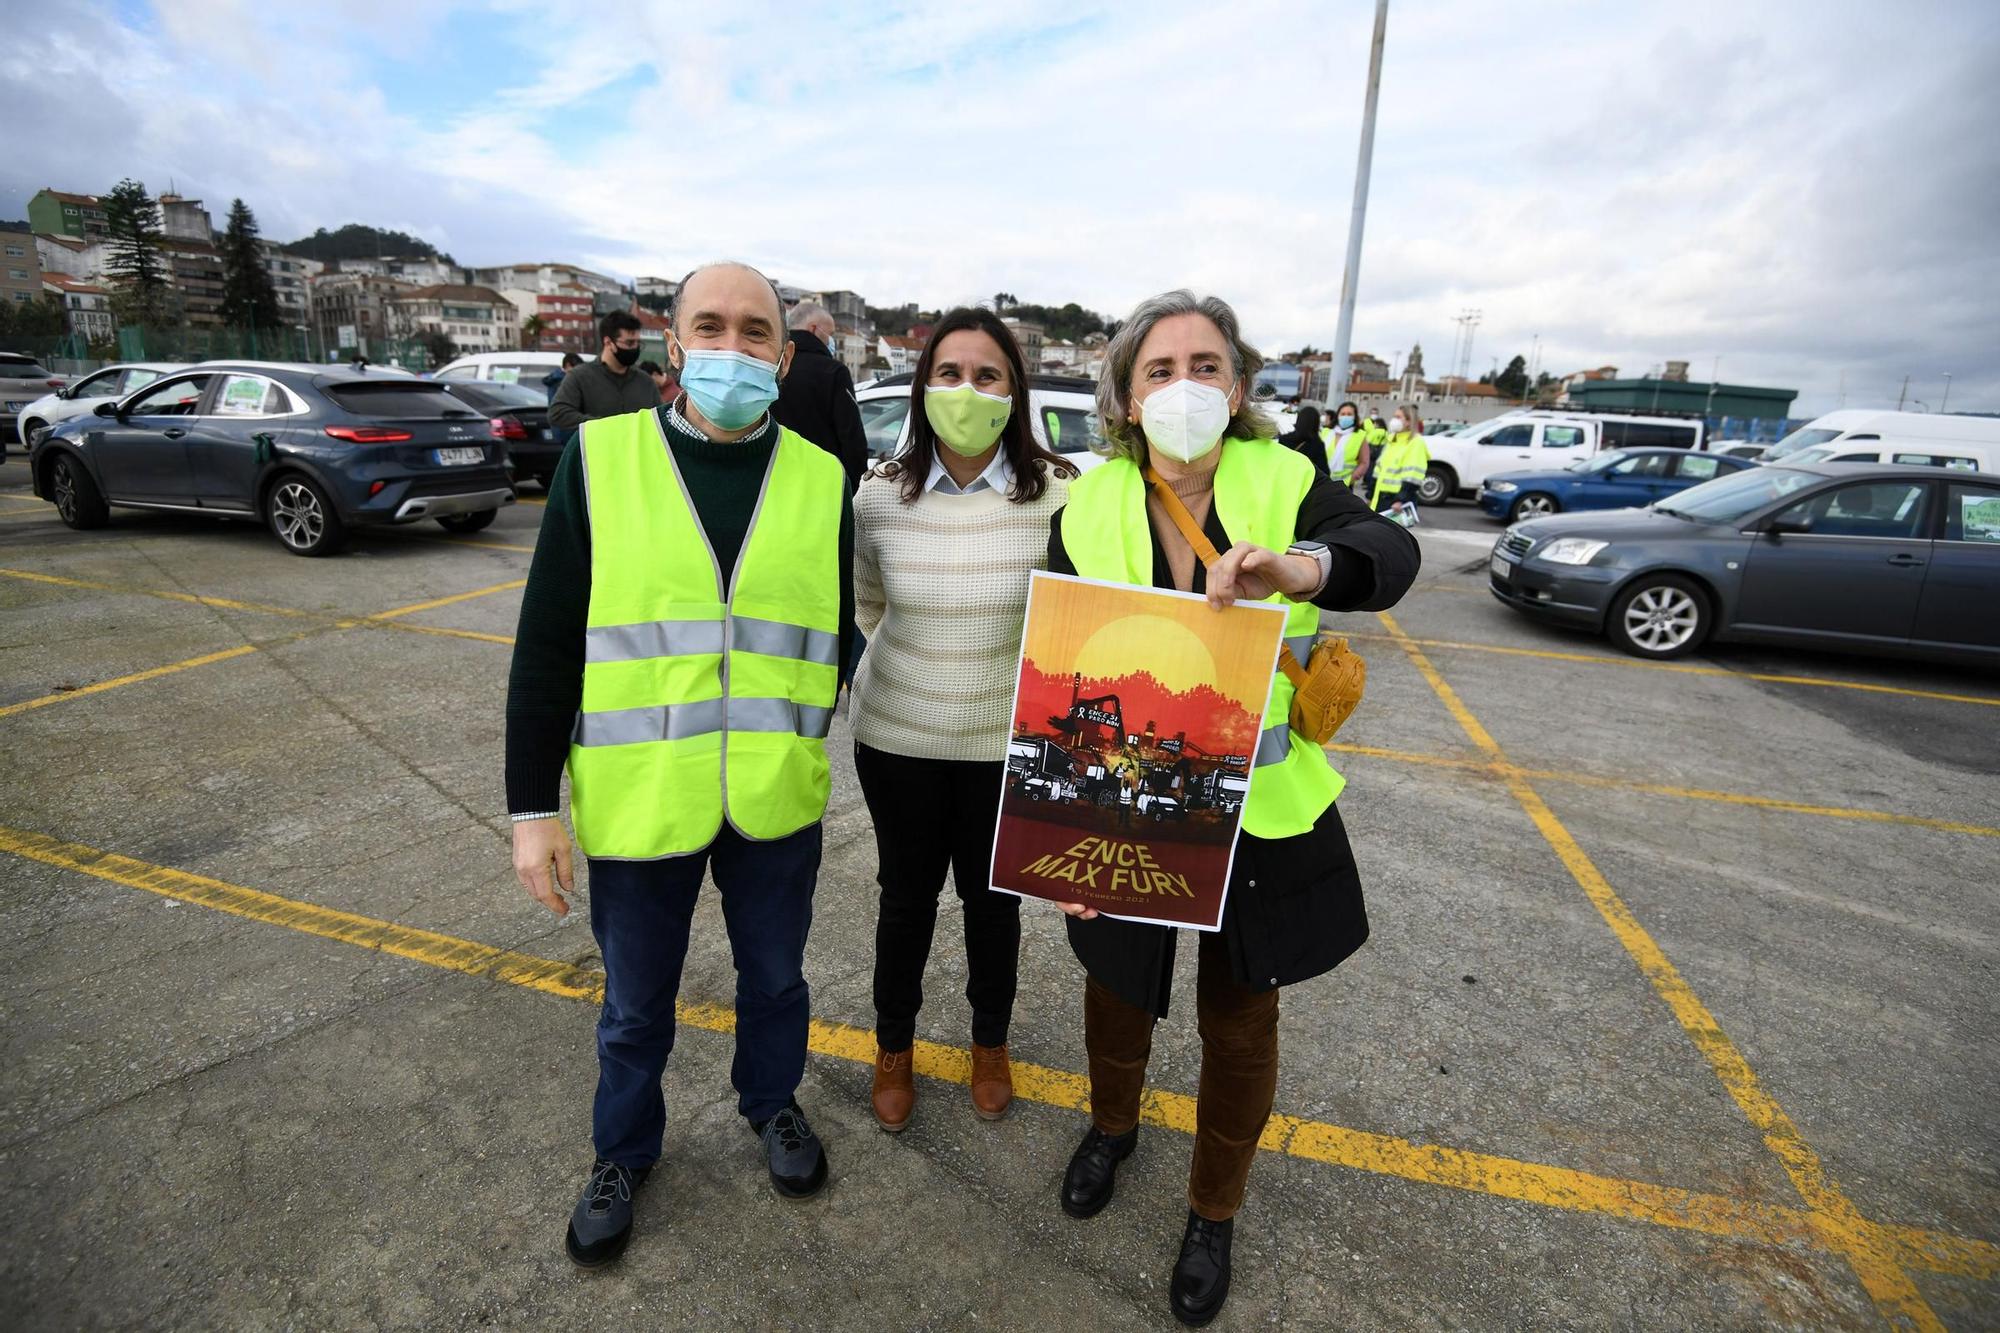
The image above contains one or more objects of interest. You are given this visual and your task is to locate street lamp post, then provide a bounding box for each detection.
[1941,373,1952,412]
[1327,0,1390,411]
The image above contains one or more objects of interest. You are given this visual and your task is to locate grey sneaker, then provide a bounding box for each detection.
[565,1158,648,1267]
[754,1100,828,1199]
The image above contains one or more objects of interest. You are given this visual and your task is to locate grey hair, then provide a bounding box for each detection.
[787,301,832,332]
[1094,289,1276,461]
[672,261,787,335]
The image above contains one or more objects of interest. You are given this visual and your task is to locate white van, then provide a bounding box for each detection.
[1760,410,2000,470]
[855,373,1106,474]
[1419,409,1705,504]
[432,350,572,391]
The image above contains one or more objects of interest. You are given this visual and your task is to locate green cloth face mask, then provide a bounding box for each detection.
[924,383,1012,456]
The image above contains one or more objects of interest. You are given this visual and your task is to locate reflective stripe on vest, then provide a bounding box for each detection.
[566,410,844,859]
[1060,439,1345,839]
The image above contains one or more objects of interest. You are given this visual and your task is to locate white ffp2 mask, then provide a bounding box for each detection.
[1139,379,1232,464]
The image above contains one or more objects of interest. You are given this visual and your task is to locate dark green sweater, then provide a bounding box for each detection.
[505,407,855,816]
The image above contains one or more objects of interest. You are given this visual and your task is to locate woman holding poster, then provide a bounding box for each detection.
[1043,290,1418,1327]
[851,309,1077,1133]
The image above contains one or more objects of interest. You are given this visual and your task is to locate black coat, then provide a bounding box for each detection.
[1046,468,1419,1016]
[774,330,868,491]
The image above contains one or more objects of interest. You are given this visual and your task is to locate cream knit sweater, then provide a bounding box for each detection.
[852,467,1069,761]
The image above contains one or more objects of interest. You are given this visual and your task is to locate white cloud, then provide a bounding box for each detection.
[6,0,1997,415]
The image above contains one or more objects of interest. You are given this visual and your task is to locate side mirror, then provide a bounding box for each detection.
[93,399,120,418]
[1765,514,1811,537]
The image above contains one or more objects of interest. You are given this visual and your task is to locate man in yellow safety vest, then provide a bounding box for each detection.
[506,261,853,1267]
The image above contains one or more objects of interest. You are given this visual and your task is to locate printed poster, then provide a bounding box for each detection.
[989,571,1286,931]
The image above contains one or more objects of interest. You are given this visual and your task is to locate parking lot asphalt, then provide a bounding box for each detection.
[2,460,1995,1331]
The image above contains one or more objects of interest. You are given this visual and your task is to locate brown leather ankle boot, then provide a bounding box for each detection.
[970,1043,1013,1121]
[872,1046,914,1132]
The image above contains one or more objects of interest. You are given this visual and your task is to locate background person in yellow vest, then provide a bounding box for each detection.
[1042,289,1418,1327]
[1371,405,1429,526]
[505,261,855,1268]
[851,307,1076,1135]
[1318,399,1374,492]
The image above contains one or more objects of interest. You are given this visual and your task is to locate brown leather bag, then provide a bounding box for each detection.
[1141,466,1366,743]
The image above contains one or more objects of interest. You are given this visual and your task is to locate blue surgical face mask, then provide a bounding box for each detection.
[676,347,781,429]
[1338,414,1355,428]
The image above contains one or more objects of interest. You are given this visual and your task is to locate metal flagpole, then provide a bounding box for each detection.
[1329,0,1389,405]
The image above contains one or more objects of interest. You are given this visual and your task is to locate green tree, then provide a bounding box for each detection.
[1494,353,1529,399]
[284,223,452,265]
[414,328,456,367]
[219,199,283,330]
[521,312,547,346]
[103,178,171,326]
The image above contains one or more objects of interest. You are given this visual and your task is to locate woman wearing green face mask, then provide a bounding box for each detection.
[852,307,1078,1133]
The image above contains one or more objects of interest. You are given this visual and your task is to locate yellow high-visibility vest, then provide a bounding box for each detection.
[567,410,844,859]
[1060,438,1344,838]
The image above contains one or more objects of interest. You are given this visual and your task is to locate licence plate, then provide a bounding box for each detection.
[1490,553,1512,582]
[3,402,24,412]
[538,428,551,441]
[434,446,484,466]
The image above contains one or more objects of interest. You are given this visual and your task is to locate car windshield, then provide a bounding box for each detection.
[1764,426,1842,459]
[1656,466,1821,521]
[444,381,547,410]
[325,382,481,418]
[1789,446,1835,462]
[1572,450,1632,474]
[0,361,52,379]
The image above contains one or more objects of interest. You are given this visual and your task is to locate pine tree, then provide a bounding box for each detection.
[219,198,282,330]
[103,178,171,326]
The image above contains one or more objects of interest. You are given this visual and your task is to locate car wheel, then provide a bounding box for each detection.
[22,418,49,449]
[267,473,347,557]
[1509,492,1560,522]
[1418,466,1453,505]
[437,509,497,534]
[1608,575,1709,660]
[48,452,108,529]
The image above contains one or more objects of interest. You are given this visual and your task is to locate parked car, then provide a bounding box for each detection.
[1476,448,1758,522]
[1486,462,1999,664]
[438,379,563,486]
[14,361,182,453]
[30,361,515,556]
[432,350,573,396]
[1,352,72,452]
[1778,440,1994,473]
[855,372,1106,472]
[1757,408,2000,465]
[1421,409,1706,505]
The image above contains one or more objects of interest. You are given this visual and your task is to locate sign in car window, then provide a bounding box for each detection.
[216,375,269,416]
[1956,491,2000,543]
[491,367,521,384]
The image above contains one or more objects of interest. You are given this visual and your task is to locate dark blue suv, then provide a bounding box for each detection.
[30,361,516,555]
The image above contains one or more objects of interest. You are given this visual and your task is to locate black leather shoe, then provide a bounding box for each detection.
[564,1159,650,1268]
[1060,1124,1137,1219]
[1169,1209,1234,1327]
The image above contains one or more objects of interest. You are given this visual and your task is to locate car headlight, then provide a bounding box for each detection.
[1537,538,1608,565]
[1485,480,1517,493]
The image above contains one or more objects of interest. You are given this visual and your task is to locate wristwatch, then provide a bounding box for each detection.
[1286,541,1333,597]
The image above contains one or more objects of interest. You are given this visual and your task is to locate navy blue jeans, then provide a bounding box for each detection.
[587,822,821,1168]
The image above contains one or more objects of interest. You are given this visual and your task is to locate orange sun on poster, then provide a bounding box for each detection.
[1073,615,1217,694]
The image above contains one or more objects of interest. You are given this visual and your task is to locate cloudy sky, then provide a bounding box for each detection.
[4,0,1995,415]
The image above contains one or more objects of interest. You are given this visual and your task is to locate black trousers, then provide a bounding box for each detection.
[855,742,1020,1052]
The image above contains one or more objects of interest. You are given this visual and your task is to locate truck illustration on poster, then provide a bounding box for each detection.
[989,571,1286,930]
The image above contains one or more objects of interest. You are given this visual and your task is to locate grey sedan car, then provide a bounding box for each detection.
[1487,462,1999,664]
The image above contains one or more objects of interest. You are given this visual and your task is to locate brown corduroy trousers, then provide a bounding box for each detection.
[1083,929,1279,1222]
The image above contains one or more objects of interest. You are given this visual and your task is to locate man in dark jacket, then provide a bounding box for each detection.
[773,302,867,490]
[548,312,660,444]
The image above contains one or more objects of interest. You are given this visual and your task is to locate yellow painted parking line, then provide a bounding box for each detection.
[0,822,1992,1286]
[0,644,265,719]
[362,579,526,621]
[1375,611,1947,1330]
[1341,629,2000,709]
[0,566,319,619]
[0,566,520,648]
[1326,743,2000,840]
[514,496,547,507]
